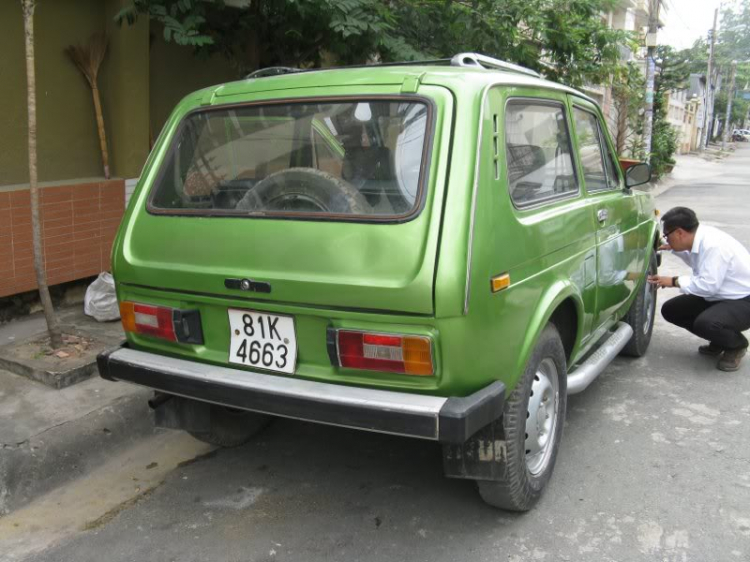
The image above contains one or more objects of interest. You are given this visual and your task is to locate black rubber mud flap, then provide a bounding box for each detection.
[442,418,508,481]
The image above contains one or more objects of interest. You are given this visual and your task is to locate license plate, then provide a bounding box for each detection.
[228,309,297,374]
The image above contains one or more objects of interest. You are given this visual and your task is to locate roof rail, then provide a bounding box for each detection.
[242,55,541,80]
[450,53,540,78]
[246,66,302,79]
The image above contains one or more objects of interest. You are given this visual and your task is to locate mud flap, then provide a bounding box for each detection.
[442,418,509,481]
[151,394,211,433]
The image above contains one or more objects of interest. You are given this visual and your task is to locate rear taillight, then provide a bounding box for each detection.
[121,302,176,341]
[336,330,433,376]
[120,301,203,344]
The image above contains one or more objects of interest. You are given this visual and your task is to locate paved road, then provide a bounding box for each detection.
[7,148,750,562]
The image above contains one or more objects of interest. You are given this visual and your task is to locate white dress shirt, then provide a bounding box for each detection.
[672,224,750,301]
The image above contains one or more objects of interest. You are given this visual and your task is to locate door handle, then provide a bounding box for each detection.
[597,209,608,223]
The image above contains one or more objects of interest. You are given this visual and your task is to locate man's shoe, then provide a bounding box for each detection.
[717,347,748,372]
[699,343,724,356]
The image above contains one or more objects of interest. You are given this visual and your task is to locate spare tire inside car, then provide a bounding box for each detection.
[235,167,373,215]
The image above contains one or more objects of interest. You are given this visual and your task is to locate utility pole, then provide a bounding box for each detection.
[702,8,719,150]
[642,0,661,161]
[722,60,737,150]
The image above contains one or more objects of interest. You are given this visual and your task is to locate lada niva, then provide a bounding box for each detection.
[98,53,659,511]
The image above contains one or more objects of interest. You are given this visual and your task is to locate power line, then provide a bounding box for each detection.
[665,0,696,33]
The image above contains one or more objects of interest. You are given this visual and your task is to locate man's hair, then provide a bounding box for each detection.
[662,206,699,233]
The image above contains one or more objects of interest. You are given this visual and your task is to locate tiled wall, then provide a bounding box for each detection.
[0,179,125,298]
[125,178,138,207]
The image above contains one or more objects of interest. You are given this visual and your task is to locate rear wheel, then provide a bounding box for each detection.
[620,251,658,357]
[188,406,272,448]
[477,324,567,511]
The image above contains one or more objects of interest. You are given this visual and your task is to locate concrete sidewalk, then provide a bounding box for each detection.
[0,306,155,515]
[649,149,732,198]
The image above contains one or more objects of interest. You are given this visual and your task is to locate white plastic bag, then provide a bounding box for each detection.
[84,272,120,322]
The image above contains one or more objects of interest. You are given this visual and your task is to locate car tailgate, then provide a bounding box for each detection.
[113,211,438,314]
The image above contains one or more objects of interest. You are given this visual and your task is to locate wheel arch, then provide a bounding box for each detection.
[548,298,579,364]
[616,218,662,320]
[652,223,663,267]
[509,280,583,392]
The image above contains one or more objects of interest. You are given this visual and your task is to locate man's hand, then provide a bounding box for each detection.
[648,275,675,288]
[658,243,671,251]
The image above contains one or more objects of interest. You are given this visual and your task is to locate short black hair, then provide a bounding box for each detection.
[662,206,699,233]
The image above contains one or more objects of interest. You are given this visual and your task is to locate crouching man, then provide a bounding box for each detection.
[649,206,750,372]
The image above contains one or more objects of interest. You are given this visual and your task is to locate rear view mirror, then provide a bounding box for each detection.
[625,162,651,188]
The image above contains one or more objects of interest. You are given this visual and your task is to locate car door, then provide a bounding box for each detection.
[476,89,600,342]
[570,99,644,331]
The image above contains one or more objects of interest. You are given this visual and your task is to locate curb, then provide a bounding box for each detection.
[0,326,124,390]
[0,352,98,390]
[0,384,157,515]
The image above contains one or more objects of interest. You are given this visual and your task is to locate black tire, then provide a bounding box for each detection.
[188,406,272,448]
[477,324,567,511]
[620,251,658,357]
[235,168,372,214]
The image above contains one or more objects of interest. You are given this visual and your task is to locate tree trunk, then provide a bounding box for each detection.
[91,85,110,179]
[22,0,63,349]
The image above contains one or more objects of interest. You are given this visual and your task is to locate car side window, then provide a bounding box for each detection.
[572,107,616,191]
[504,101,577,206]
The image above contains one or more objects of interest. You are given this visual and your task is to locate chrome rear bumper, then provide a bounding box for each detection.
[98,345,505,444]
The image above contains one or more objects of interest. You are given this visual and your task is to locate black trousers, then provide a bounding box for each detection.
[661,294,750,350]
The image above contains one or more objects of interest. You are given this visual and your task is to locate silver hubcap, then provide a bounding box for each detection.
[525,358,559,476]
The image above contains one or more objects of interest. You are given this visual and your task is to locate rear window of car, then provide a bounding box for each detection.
[148,98,432,220]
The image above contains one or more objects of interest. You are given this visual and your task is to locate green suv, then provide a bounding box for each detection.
[98,53,659,511]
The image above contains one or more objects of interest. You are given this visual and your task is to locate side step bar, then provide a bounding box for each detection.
[567,322,634,395]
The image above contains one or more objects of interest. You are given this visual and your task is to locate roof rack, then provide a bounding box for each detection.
[243,53,541,80]
[450,53,541,78]
[245,66,303,79]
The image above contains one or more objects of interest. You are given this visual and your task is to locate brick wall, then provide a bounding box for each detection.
[0,179,125,298]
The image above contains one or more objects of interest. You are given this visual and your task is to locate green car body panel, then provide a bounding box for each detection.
[111,64,658,400]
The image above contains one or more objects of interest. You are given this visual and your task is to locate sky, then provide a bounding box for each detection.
[659,0,725,50]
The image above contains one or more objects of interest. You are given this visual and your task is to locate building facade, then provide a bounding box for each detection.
[587,0,651,155]
[0,0,237,298]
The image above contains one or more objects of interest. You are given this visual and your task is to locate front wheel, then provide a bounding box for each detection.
[620,251,658,357]
[477,324,567,511]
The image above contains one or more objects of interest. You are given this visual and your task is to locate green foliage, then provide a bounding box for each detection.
[116,0,214,46]
[115,0,635,86]
[714,91,750,127]
[612,62,645,155]
[676,1,750,134]
[655,46,691,92]
[718,1,750,131]
[627,134,646,161]
[389,0,635,88]
[649,117,679,177]
[649,46,690,178]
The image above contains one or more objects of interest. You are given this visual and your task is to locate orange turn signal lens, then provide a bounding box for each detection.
[403,336,433,376]
[120,301,136,333]
[337,331,434,376]
[491,273,511,293]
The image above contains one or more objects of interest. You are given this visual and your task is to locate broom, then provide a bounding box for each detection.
[65,33,110,179]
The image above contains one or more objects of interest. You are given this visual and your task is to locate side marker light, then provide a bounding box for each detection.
[491,273,511,293]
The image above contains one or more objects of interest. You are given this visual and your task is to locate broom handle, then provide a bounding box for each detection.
[91,85,110,179]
